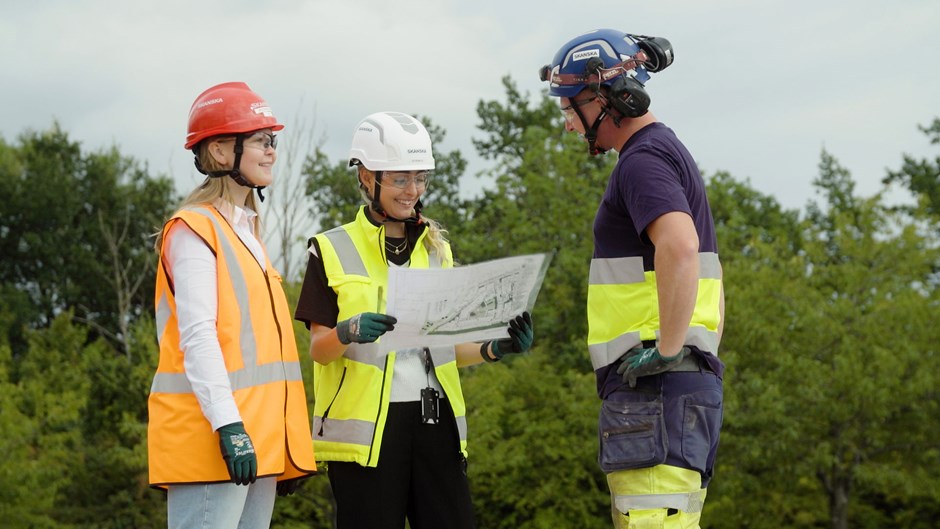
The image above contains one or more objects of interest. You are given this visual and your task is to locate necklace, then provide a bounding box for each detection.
[385,237,407,255]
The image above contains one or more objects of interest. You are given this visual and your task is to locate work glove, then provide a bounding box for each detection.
[616,346,691,388]
[336,312,397,344]
[276,477,307,497]
[217,422,257,485]
[491,312,534,360]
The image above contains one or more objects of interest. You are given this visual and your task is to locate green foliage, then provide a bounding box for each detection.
[706,169,803,265]
[464,355,609,529]
[271,281,337,528]
[0,337,53,527]
[473,76,561,163]
[883,117,940,218]
[709,152,940,529]
[0,125,174,528]
[302,147,361,234]
[0,124,176,355]
[0,313,167,529]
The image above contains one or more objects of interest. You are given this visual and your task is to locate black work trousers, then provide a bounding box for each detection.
[327,399,476,529]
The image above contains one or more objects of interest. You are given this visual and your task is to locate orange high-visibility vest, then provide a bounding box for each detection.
[148,205,316,487]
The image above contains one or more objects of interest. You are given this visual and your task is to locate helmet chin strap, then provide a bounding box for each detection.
[193,134,266,202]
[571,96,611,156]
[366,171,424,224]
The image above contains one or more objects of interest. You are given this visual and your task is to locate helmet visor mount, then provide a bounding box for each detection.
[543,50,650,92]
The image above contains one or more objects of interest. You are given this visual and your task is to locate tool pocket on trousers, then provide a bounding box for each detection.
[598,397,667,473]
[680,389,722,475]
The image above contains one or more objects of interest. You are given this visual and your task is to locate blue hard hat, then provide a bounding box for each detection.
[542,29,652,98]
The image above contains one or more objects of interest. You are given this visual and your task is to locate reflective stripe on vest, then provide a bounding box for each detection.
[322,226,368,276]
[313,413,469,449]
[587,252,722,372]
[152,361,303,393]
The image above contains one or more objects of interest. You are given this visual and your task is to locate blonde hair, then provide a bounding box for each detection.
[153,140,262,253]
[356,167,450,260]
[420,215,450,262]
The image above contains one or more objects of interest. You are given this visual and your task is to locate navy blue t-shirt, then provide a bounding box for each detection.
[593,122,720,394]
[594,122,717,266]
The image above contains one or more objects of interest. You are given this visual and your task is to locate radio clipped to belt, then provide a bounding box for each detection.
[421,347,440,424]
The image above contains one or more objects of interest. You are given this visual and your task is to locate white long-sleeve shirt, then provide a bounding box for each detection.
[163,199,267,431]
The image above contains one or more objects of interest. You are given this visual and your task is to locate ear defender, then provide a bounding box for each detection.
[608,76,651,118]
[582,52,651,119]
[635,36,674,73]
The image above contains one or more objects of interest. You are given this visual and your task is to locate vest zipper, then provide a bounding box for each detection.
[318,367,347,436]
[365,355,391,465]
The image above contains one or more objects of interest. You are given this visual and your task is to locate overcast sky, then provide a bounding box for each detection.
[2,0,938,214]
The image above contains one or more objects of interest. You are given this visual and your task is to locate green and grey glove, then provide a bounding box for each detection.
[217,421,257,485]
[490,312,534,360]
[336,312,397,344]
[616,346,691,388]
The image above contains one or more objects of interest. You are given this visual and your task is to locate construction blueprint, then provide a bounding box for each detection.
[379,252,552,354]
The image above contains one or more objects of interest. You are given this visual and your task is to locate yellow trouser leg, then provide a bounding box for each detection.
[607,465,707,529]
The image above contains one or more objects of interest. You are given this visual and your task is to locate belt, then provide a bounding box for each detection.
[638,341,713,373]
[669,354,707,372]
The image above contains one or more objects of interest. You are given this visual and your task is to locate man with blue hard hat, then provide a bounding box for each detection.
[540,29,726,528]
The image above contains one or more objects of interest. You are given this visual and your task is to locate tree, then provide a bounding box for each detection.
[464,356,609,529]
[883,117,940,218]
[0,124,176,355]
[705,169,803,266]
[0,124,176,527]
[708,151,940,529]
[0,312,53,528]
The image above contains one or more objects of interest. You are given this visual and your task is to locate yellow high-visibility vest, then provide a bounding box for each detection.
[311,206,467,467]
[586,253,723,371]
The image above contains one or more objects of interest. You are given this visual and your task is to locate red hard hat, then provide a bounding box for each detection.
[184,82,284,150]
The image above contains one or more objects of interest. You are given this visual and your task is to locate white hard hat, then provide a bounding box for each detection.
[348,112,435,171]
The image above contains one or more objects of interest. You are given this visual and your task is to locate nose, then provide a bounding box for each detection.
[564,119,576,133]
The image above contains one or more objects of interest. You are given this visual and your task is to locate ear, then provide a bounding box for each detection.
[208,139,230,166]
[358,166,375,191]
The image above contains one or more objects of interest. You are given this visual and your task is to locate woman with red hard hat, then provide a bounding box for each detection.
[148,82,317,529]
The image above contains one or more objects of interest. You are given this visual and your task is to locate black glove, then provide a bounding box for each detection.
[217,422,257,485]
[616,346,690,388]
[276,477,307,497]
[336,312,397,344]
[491,312,534,360]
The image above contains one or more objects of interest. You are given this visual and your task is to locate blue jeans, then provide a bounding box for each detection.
[167,477,276,529]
